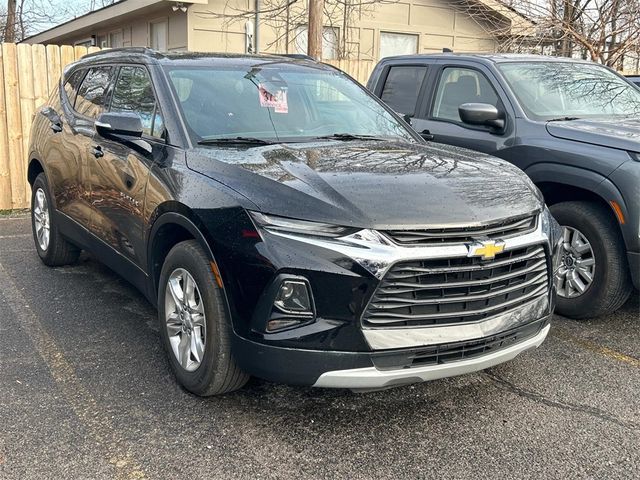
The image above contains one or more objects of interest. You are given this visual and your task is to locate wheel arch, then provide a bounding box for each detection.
[525,163,630,246]
[27,157,45,186]
[147,205,221,307]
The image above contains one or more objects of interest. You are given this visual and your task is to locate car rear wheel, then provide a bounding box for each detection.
[158,240,248,396]
[550,201,632,319]
[31,173,80,266]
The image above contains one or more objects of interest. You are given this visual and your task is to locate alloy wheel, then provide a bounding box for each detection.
[556,226,596,299]
[33,188,50,251]
[164,268,207,372]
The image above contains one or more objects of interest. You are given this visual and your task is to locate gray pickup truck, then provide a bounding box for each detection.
[367,54,639,319]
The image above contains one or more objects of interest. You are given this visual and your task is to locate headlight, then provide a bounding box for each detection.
[249,211,358,238]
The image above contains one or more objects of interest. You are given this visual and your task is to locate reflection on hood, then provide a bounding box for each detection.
[187,140,542,229]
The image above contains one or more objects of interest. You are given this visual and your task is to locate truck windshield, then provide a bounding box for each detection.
[498,62,640,120]
[163,62,415,144]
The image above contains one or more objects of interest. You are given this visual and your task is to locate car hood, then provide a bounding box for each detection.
[546,117,640,153]
[186,140,542,229]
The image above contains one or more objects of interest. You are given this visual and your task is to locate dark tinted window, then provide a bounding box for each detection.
[432,67,499,122]
[380,66,427,116]
[75,66,113,119]
[110,66,164,137]
[63,69,86,105]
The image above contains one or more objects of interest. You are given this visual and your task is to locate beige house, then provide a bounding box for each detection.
[23,0,534,61]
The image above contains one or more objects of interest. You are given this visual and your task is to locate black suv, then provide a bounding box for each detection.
[28,49,561,395]
[368,54,640,318]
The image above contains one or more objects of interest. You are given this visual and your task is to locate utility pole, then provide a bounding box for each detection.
[5,0,17,42]
[254,0,260,54]
[308,0,324,60]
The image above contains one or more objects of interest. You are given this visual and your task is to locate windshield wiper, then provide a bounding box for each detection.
[547,116,581,122]
[313,133,388,141]
[197,136,275,146]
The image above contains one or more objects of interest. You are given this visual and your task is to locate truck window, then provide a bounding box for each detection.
[432,67,499,122]
[380,66,427,116]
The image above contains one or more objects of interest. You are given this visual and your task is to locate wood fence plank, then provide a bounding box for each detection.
[0,45,13,209]
[60,45,75,69]
[17,43,36,207]
[2,43,26,209]
[32,44,49,109]
[46,44,62,94]
[74,45,88,61]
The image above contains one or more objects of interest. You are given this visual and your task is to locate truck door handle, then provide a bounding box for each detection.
[420,130,434,141]
[92,145,104,159]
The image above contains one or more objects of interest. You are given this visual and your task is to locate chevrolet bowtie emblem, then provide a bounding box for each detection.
[467,239,505,260]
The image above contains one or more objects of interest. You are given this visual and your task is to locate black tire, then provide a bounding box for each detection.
[31,173,80,266]
[158,240,249,396]
[550,201,632,319]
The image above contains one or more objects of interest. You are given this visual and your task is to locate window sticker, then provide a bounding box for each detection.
[258,84,288,113]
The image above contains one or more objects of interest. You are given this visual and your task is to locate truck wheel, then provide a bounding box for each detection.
[31,173,80,266]
[158,240,249,396]
[550,201,632,319]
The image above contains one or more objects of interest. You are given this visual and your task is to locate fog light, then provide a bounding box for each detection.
[274,280,313,315]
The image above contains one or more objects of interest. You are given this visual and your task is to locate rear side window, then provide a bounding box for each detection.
[110,66,164,138]
[75,66,113,119]
[380,66,427,116]
[63,69,86,105]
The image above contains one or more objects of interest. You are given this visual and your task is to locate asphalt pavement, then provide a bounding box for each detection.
[0,213,638,480]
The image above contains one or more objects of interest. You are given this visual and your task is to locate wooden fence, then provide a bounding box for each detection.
[0,43,103,210]
[0,43,374,210]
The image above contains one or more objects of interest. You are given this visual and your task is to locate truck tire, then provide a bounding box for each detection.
[550,201,632,319]
[31,173,80,266]
[158,240,249,396]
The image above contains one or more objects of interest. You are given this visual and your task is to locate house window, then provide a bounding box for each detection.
[109,30,123,48]
[379,32,419,59]
[294,26,339,59]
[150,21,168,51]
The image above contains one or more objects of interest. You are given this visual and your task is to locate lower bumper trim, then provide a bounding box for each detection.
[312,324,550,390]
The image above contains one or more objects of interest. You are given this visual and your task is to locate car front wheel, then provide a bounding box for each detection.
[550,201,632,319]
[158,240,248,396]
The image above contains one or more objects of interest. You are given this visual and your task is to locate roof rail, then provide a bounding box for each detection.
[81,47,162,60]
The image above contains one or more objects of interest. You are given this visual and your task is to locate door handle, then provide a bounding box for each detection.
[420,130,434,141]
[92,145,104,159]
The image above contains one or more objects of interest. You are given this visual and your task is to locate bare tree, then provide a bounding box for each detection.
[454,1,640,70]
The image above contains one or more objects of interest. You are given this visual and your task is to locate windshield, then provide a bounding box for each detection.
[163,62,415,144]
[498,62,640,120]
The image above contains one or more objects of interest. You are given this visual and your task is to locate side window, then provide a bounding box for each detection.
[432,67,499,122]
[63,69,86,106]
[75,66,113,119]
[110,66,164,138]
[380,66,427,116]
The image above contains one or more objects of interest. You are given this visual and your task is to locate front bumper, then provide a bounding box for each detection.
[314,323,550,390]
[232,315,551,388]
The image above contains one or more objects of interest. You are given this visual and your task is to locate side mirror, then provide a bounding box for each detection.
[95,112,143,139]
[459,103,505,130]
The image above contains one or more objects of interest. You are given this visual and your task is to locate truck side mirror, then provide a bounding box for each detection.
[459,103,505,131]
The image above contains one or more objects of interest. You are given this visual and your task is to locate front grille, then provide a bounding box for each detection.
[383,215,537,245]
[371,319,547,370]
[362,244,549,328]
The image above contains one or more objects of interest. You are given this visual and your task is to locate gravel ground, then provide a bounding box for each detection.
[1,214,638,480]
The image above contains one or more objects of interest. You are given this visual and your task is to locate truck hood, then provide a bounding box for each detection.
[546,117,640,153]
[186,140,542,230]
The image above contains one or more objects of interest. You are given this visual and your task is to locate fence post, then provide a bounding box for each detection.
[0,45,12,210]
[2,43,26,209]
[17,43,36,206]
